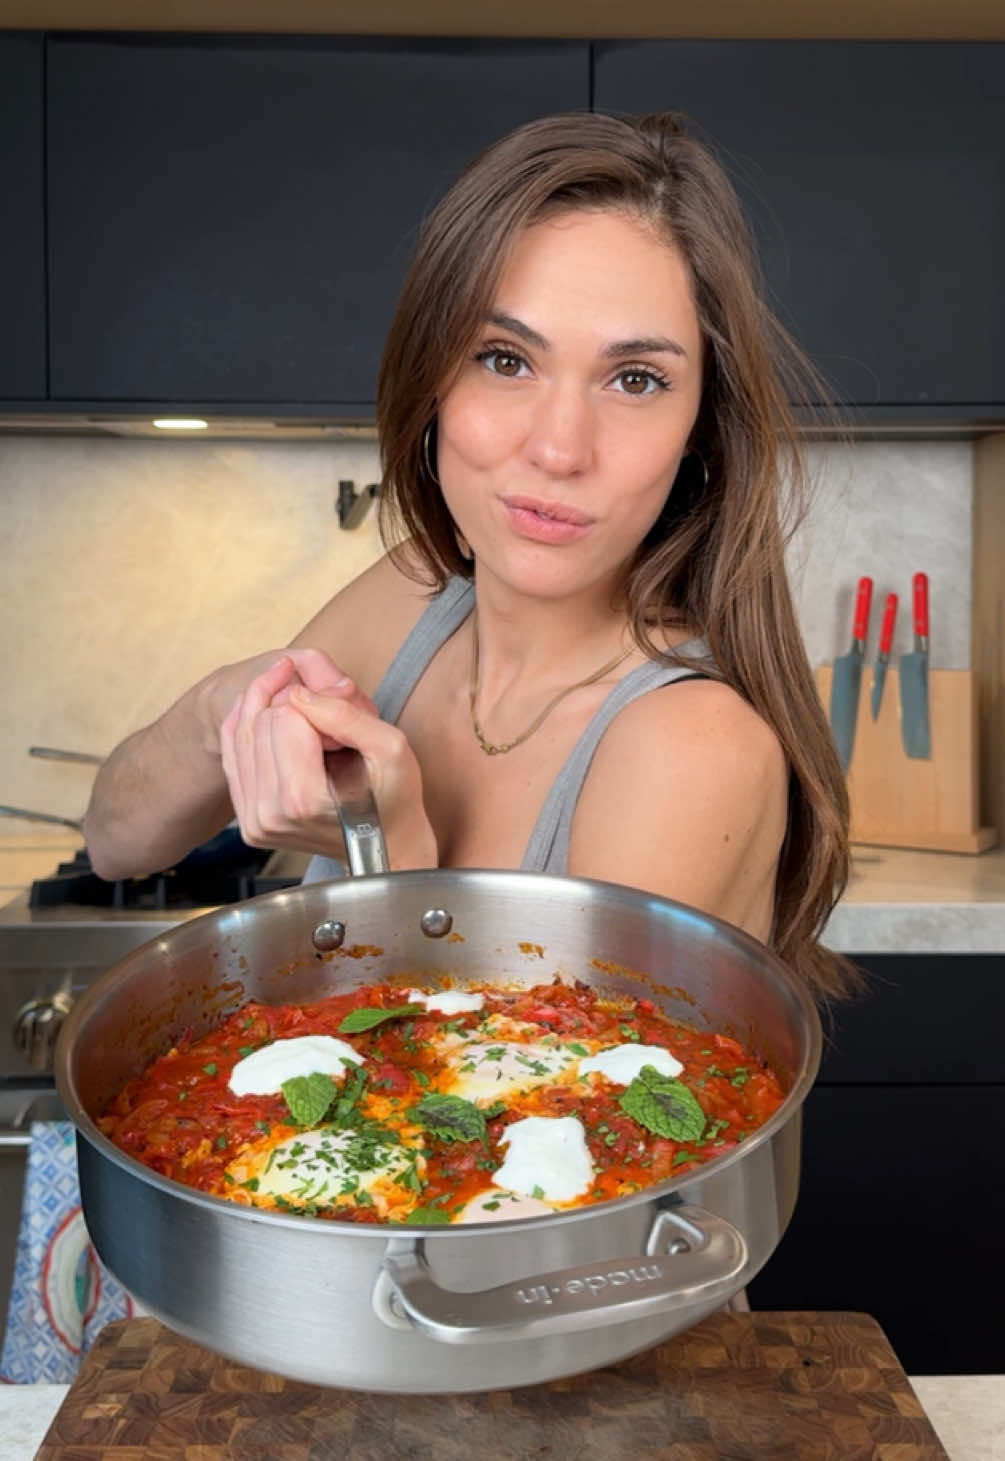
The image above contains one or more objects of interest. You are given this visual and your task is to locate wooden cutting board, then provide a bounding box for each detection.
[35,1311,947,1460]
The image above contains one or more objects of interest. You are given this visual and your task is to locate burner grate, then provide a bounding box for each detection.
[29,848,300,910]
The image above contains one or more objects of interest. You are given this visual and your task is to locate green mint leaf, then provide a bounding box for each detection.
[405,1206,451,1226]
[531,1185,545,1200]
[338,1003,423,1034]
[730,1068,750,1088]
[619,1066,706,1142]
[409,1093,487,1143]
[327,1063,368,1129]
[281,1070,338,1126]
[202,1063,218,1076]
[566,1042,590,1056]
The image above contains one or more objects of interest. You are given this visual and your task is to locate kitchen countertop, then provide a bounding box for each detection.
[1,1371,1002,1461]
[1,832,1002,1457]
[2,827,1005,954]
[823,843,1005,952]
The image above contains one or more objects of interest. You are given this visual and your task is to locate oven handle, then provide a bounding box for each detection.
[0,1131,32,1149]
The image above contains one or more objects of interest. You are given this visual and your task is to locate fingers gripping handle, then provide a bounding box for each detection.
[324,749,389,876]
[373,1206,748,1343]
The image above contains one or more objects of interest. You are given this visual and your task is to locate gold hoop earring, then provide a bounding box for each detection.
[688,450,710,489]
[421,420,440,486]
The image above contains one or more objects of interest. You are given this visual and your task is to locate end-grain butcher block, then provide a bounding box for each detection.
[35,1311,948,1460]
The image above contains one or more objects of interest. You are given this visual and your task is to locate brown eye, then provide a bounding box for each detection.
[614,367,669,397]
[492,353,523,377]
[621,372,649,395]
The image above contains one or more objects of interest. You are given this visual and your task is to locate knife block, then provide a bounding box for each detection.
[814,666,997,854]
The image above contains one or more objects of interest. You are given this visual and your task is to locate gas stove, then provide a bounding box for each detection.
[0,849,306,1082]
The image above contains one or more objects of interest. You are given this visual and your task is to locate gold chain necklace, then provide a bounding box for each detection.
[469,613,633,756]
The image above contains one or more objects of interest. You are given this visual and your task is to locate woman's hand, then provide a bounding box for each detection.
[219,653,438,871]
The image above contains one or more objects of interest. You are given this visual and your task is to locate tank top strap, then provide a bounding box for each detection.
[373,575,475,722]
[520,642,715,876]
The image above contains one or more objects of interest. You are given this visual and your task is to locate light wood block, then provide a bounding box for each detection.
[816,665,997,854]
[974,433,1005,850]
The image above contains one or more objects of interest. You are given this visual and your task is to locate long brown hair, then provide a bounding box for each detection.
[377,111,856,1001]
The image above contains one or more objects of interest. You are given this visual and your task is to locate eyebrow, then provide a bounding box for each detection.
[486,311,689,361]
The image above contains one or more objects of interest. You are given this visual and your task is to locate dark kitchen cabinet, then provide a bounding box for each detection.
[0,34,46,400]
[46,36,588,410]
[748,954,1005,1374]
[594,42,1005,416]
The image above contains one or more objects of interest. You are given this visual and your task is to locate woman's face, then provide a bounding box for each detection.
[436,207,703,602]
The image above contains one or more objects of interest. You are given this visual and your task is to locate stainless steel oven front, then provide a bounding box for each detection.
[0,902,190,1349]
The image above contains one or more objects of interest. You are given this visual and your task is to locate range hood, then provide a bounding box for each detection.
[0,414,378,441]
[0,412,992,442]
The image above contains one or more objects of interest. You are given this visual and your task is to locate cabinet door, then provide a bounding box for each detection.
[48,37,588,408]
[594,42,1005,412]
[747,1085,1005,1374]
[0,34,46,401]
[819,954,1005,1085]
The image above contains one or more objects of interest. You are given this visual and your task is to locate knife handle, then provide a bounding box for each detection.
[913,572,929,640]
[853,576,873,645]
[878,593,898,657]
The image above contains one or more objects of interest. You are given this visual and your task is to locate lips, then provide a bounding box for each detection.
[501,496,593,527]
[499,495,595,547]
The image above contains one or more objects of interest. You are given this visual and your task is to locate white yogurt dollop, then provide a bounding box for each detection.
[457,1189,557,1224]
[493,1115,595,1202]
[578,1043,683,1084]
[406,989,485,1016]
[228,1035,364,1097]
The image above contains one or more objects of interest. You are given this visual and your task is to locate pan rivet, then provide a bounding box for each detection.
[420,908,453,939]
[668,1238,692,1256]
[312,919,346,952]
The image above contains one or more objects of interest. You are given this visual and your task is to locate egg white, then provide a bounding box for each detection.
[227,1125,424,1220]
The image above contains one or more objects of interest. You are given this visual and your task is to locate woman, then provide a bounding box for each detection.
[82,110,853,999]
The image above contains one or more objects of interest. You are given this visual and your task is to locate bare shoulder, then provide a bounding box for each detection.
[610,676,786,786]
[287,550,438,696]
[570,676,788,939]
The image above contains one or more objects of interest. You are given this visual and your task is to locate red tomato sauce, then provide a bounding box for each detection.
[98,979,785,1223]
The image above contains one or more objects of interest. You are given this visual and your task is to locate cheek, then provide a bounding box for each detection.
[439,381,520,471]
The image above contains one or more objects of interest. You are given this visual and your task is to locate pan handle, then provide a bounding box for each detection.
[324,749,389,877]
[372,1204,747,1343]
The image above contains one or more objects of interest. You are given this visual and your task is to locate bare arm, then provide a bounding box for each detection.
[82,651,304,879]
[567,680,788,945]
[82,554,429,880]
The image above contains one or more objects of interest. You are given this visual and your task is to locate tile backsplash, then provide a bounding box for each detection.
[1,435,974,822]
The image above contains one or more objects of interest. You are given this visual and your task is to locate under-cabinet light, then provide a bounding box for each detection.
[151,418,209,431]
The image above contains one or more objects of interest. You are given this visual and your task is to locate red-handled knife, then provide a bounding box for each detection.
[829,575,873,770]
[899,572,931,759]
[870,593,898,720]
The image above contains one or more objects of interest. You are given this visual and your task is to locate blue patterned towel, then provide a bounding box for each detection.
[1,1122,139,1384]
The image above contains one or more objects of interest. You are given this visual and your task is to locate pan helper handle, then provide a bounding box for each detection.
[324,749,390,877]
[373,1205,747,1343]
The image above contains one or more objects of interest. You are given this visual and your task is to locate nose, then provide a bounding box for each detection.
[522,382,595,478]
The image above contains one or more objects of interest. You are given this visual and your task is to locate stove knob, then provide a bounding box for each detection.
[13,993,73,1073]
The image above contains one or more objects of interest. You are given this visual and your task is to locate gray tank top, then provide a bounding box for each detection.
[303,577,713,883]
